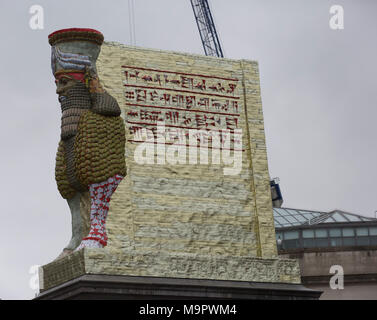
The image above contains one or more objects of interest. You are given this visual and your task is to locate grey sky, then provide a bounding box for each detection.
[0,0,376,299]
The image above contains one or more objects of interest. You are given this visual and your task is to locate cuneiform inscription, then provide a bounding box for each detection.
[122,65,239,96]
[124,89,240,113]
[128,126,242,150]
[122,65,243,149]
[126,108,239,129]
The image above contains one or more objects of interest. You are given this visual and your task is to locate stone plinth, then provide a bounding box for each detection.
[36,274,321,300]
[37,249,321,300]
[39,248,303,293]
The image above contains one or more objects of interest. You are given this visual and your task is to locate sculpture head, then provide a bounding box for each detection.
[49,28,104,101]
[49,28,105,139]
[49,28,104,73]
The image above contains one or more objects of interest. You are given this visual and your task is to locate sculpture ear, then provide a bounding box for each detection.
[86,65,97,78]
[84,66,96,88]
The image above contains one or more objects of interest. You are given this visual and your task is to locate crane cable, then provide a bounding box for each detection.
[128,0,136,45]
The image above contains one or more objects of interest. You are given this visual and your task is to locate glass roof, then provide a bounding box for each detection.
[273,208,377,229]
[330,212,348,222]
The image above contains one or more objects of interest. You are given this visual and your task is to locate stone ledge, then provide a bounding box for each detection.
[40,248,301,292]
[35,274,321,300]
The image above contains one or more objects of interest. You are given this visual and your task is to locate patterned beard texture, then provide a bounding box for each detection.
[55,82,126,199]
[60,82,91,140]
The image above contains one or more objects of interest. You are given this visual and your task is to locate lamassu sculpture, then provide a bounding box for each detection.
[49,28,126,258]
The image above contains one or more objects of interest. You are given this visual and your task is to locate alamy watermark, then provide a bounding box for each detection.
[133,122,243,176]
[329,265,344,290]
[329,5,344,30]
[29,4,44,30]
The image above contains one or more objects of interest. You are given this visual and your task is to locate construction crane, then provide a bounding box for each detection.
[191,1,283,207]
[190,0,224,58]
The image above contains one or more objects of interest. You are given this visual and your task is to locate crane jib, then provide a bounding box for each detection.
[190,0,224,58]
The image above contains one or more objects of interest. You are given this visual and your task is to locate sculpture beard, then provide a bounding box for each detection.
[59,81,91,192]
[59,81,91,141]
[55,79,125,256]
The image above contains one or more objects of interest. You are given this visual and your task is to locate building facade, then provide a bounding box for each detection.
[274,208,377,300]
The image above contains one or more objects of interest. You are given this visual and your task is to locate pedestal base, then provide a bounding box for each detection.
[35,274,321,300]
[36,248,321,299]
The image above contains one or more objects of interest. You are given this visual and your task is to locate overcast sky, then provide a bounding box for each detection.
[0,0,376,299]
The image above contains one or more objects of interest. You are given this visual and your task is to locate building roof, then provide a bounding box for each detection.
[273,207,377,229]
